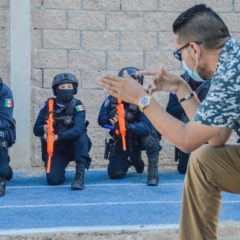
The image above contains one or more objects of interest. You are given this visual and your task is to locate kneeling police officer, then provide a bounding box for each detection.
[98,67,162,186]
[33,73,92,190]
[0,78,16,197]
[166,72,211,174]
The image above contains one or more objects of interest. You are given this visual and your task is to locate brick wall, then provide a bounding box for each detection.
[30,0,240,169]
[0,0,9,85]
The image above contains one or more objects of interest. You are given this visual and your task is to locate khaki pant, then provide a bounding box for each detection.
[179,144,240,240]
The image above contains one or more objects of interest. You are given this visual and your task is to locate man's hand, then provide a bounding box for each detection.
[43,124,48,133]
[54,135,58,142]
[137,67,184,94]
[44,124,58,142]
[44,133,58,142]
[100,71,147,105]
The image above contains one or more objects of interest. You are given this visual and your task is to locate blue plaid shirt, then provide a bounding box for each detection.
[194,38,240,135]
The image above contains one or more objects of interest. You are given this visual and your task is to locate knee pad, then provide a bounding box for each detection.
[46,175,65,185]
[108,169,126,179]
[5,166,13,181]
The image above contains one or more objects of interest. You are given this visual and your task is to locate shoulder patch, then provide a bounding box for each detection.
[5,99,13,108]
[104,98,110,107]
[75,104,86,112]
[40,101,47,110]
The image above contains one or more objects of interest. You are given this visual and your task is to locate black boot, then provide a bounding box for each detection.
[132,155,145,173]
[147,160,159,186]
[177,151,190,174]
[133,159,144,173]
[71,164,85,190]
[0,178,6,197]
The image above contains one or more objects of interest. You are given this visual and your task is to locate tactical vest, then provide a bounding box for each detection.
[46,98,78,135]
[109,97,141,151]
[109,97,140,124]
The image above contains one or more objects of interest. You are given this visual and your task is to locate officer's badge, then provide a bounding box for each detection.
[5,99,13,108]
[75,104,86,112]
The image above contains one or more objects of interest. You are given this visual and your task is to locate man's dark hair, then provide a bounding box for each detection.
[173,4,230,49]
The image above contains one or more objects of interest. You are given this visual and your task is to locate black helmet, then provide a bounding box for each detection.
[52,73,79,95]
[118,67,144,85]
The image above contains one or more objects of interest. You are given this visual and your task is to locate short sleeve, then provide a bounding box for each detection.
[194,69,240,128]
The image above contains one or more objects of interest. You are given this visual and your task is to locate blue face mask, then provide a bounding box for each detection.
[182,61,205,83]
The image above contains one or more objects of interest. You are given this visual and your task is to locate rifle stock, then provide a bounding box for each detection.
[46,99,54,174]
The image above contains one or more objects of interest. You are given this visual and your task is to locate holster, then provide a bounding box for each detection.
[104,138,115,159]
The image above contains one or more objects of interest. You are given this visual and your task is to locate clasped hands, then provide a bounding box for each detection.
[99,67,184,105]
[43,124,58,142]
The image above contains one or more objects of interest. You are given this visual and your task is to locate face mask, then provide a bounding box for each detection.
[182,60,205,83]
[56,89,74,104]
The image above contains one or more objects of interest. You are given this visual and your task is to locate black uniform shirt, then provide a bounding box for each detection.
[0,79,14,129]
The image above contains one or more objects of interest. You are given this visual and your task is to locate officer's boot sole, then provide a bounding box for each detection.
[71,182,84,190]
[147,177,159,186]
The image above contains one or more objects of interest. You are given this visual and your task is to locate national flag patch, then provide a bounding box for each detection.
[75,104,86,112]
[5,99,13,108]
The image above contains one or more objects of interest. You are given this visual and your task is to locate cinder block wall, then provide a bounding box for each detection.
[4,0,240,169]
[30,0,240,169]
[0,0,9,85]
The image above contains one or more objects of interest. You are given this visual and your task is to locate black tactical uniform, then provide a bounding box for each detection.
[33,73,91,190]
[166,72,211,174]
[0,78,16,197]
[98,67,162,186]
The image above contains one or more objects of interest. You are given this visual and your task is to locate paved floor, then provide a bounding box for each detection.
[0,169,239,235]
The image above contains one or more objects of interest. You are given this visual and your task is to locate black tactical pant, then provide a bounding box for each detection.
[42,133,92,185]
[0,130,14,180]
[107,129,161,178]
[166,94,190,174]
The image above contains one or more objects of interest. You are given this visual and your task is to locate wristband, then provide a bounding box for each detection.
[179,92,194,103]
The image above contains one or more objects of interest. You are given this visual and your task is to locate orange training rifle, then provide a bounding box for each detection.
[116,98,126,151]
[46,99,54,174]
